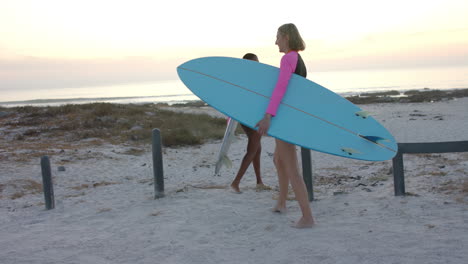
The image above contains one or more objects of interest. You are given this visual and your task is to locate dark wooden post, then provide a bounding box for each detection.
[392,150,405,196]
[391,141,468,196]
[152,129,165,198]
[40,156,55,210]
[301,147,314,201]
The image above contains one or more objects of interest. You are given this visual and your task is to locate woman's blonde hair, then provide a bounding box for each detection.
[278,23,305,51]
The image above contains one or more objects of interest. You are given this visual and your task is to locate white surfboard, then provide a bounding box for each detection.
[214,118,239,175]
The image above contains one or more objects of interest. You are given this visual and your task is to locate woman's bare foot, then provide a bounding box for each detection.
[292,217,315,229]
[256,183,272,191]
[271,205,287,214]
[230,184,241,194]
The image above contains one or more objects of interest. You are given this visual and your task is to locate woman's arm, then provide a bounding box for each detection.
[256,52,298,135]
[265,52,297,116]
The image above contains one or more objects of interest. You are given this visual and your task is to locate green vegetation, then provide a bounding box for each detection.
[2,89,467,147]
[4,103,227,147]
[346,88,468,104]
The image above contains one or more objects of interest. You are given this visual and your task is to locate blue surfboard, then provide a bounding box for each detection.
[177,57,397,161]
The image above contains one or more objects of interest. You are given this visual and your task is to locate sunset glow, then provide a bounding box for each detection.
[1,0,467,91]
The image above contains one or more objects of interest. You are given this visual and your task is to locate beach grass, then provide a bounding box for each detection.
[1,103,227,148]
[1,88,467,162]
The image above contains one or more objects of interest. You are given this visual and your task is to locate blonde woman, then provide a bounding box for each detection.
[256,23,315,228]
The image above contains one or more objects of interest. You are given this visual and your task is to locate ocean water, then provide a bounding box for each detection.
[1,66,467,107]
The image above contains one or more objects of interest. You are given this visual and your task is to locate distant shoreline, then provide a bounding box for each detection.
[345,88,468,104]
[0,93,197,108]
[1,88,467,108]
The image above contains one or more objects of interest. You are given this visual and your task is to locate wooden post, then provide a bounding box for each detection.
[301,147,314,201]
[152,129,165,198]
[40,156,55,210]
[392,151,405,196]
[391,141,468,196]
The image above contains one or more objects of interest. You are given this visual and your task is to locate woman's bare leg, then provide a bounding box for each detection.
[230,126,262,192]
[253,143,262,185]
[272,139,289,212]
[274,139,315,228]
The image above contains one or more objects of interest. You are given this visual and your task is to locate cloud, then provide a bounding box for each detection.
[306,28,468,71]
[0,56,182,90]
[1,26,467,92]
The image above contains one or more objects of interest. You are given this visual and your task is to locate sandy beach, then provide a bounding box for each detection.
[1,97,467,264]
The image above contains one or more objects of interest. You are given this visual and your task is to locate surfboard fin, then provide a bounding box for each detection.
[360,135,390,144]
[228,134,238,143]
[221,155,233,169]
[341,148,361,156]
[355,111,371,119]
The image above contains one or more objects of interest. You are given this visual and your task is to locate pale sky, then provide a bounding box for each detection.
[1,0,468,91]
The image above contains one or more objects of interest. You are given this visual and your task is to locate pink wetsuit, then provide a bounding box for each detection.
[266,51,299,116]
